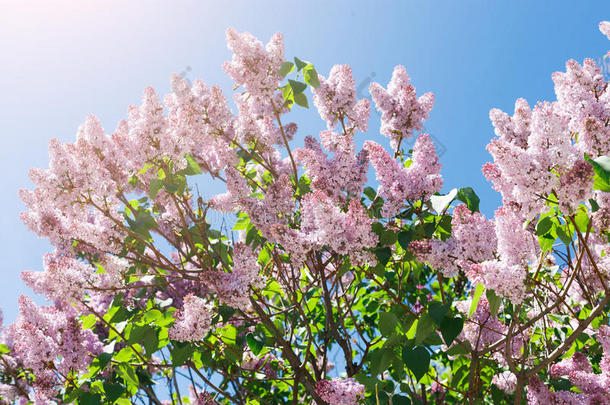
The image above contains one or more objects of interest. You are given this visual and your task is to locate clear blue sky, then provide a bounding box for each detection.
[1,1,608,322]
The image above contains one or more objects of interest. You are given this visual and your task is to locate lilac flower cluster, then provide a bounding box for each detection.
[485,51,609,219]
[5,297,102,402]
[412,204,496,277]
[312,65,370,132]
[528,326,610,404]
[364,133,442,217]
[168,294,213,342]
[369,65,435,150]
[314,377,365,405]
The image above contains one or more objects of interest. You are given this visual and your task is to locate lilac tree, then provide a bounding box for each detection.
[0,22,608,405]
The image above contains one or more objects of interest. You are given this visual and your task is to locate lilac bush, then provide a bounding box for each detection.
[0,22,608,404]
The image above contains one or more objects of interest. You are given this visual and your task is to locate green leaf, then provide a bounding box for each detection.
[363,186,377,201]
[118,363,139,388]
[170,342,194,366]
[593,176,610,192]
[218,305,236,322]
[369,348,395,375]
[142,309,163,324]
[81,313,97,330]
[379,230,397,246]
[131,212,157,238]
[445,340,471,355]
[371,221,384,236]
[440,316,464,346]
[469,284,485,317]
[282,84,294,105]
[113,347,133,362]
[374,247,392,266]
[78,391,102,405]
[556,226,572,246]
[246,331,265,355]
[436,215,452,237]
[415,312,436,345]
[294,92,309,108]
[178,153,202,176]
[303,64,320,88]
[94,352,112,369]
[397,228,413,250]
[402,346,430,381]
[456,187,480,212]
[149,178,164,199]
[536,216,553,236]
[491,384,505,404]
[392,395,412,405]
[486,289,501,316]
[164,174,187,194]
[128,325,152,344]
[143,331,159,356]
[379,312,400,337]
[103,382,125,403]
[422,331,443,346]
[428,302,450,326]
[539,233,556,252]
[288,79,307,94]
[278,61,294,77]
[294,57,308,71]
[573,207,590,233]
[128,325,158,355]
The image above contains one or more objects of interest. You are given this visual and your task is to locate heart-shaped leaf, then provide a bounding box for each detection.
[440,316,464,346]
[402,345,430,381]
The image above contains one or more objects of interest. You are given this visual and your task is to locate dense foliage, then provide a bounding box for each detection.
[1,22,610,405]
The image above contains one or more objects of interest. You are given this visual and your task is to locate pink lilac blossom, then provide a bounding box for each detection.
[242,174,294,233]
[471,260,527,304]
[527,376,590,405]
[553,58,608,156]
[369,65,434,150]
[454,298,508,352]
[492,371,517,394]
[294,131,368,203]
[364,133,442,217]
[410,238,458,277]
[314,378,365,405]
[591,191,610,233]
[21,250,92,303]
[460,204,537,304]
[413,205,496,277]
[164,74,236,174]
[299,192,378,266]
[556,157,596,213]
[7,296,102,401]
[205,243,264,310]
[223,28,284,110]
[528,326,610,403]
[241,349,277,377]
[486,37,610,219]
[493,205,539,266]
[188,386,219,405]
[454,298,527,365]
[169,294,214,342]
[312,64,370,132]
[230,95,292,154]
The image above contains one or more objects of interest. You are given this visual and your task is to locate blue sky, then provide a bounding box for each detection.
[0,1,608,322]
